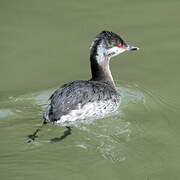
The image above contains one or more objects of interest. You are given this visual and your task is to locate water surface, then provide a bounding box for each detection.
[0,0,180,180]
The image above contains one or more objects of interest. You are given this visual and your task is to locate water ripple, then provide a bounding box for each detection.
[2,81,177,162]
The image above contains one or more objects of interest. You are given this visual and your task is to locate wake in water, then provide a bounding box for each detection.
[1,81,180,162]
[0,81,146,162]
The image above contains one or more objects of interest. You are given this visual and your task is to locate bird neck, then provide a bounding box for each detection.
[90,54,115,87]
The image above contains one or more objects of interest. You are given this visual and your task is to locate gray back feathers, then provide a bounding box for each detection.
[46,80,120,121]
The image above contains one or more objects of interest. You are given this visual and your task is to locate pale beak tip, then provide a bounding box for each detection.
[127,45,139,51]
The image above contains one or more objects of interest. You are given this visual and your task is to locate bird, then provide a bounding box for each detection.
[28,31,139,142]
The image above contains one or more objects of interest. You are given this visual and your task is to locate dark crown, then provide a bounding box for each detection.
[98,31,126,47]
[90,31,127,55]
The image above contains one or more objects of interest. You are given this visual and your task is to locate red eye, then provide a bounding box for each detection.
[117,43,124,48]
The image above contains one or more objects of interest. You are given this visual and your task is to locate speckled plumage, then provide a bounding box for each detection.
[44,80,120,125]
[43,31,139,125]
[27,31,139,143]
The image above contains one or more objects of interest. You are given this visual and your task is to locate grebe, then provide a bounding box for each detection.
[28,31,139,142]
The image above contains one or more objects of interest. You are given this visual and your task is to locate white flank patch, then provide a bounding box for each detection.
[55,99,121,126]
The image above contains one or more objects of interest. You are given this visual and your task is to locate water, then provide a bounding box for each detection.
[0,0,180,179]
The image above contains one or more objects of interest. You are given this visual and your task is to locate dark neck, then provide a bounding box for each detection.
[90,55,115,87]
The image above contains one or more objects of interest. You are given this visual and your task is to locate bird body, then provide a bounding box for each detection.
[43,31,139,125]
[44,80,120,126]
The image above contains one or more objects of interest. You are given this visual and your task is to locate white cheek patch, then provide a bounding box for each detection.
[96,43,106,63]
[106,47,126,57]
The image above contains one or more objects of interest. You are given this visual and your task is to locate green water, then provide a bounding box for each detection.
[0,0,180,179]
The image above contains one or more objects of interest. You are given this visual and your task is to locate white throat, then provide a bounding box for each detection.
[95,43,126,64]
[95,43,107,63]
[101,61,115,87]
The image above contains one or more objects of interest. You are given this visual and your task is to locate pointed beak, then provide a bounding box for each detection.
[126,44,139,51]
